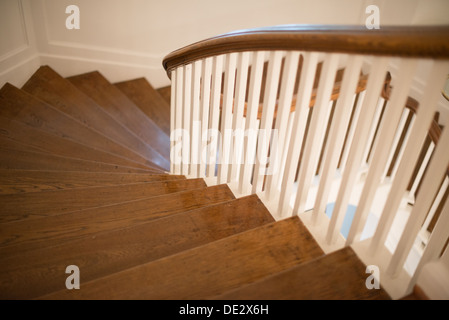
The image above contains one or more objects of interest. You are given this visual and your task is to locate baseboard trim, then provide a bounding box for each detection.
[0,54,40,88]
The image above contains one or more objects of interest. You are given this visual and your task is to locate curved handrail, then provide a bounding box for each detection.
[163,25,449,74]
[163,24,446,149]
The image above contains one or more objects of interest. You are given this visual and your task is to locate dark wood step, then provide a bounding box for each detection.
[115,78,170,135]
[0,178,206,224]
[39,216,324,299]
[0,83,162,170]
[0,116,159,171]
[0,195,272,299]
[215,247,391,300]
[156,85,171,106]
[0,136,160,174]
[0,184,235,259]
[69,72,170,160]
[0,140,158,174]
[0,134,49,154]
[0,170,184,195]
[21,66,169,170]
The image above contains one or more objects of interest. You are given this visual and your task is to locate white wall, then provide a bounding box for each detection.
[0,0,40,88]
[27,0,370,88]
[1,0,449,90]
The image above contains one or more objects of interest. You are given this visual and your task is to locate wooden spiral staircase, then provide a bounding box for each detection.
[0,65,392,300]
[3,25,449,301]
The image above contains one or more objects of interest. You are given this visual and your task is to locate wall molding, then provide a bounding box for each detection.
[26,0,170,88]
[39,52,169,88]
[0,0,40,88]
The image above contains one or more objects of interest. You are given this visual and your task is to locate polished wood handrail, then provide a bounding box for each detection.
[163,25,449,74]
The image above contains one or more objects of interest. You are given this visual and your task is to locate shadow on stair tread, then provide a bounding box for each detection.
[115,78,170,136]
[68,72,170,160]
[0,195,272,299]
[0,170,184,195]
[0,115,161,171]
[0,83,163,171]
[215,247,391,300]
[0,140,160,175]
[0,184,235,259]
[39,216,324,300]
[0,178,207,224]
[21,66,169,170]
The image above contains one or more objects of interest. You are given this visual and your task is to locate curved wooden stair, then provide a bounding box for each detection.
[0,66,390,300]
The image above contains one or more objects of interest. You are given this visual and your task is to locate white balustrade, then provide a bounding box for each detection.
[369,61,449,256]
[293,53,340,216]
[168,47,449,298]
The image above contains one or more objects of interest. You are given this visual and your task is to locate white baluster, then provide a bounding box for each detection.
[239,51,265,194]
[442,240,449,266]
[382,108,410,181]
[386,124,449,277]
[252,51,284,193]
[199,57,213,177]
[293,53,340,215]
[174,66,184,175]
[170,69,176,174]
[369,61,449,257]
[317,100,335,178]
[409,142,435,199]
[190,60,202,177]
[277,111,295,193]
[329,57,390,246]
[422,177,449,234]
[218,53,237,184]
[390,110,415,180]
[339,90,365,172]
[408,191,449,292]
[345,59,418,247]
[278,52,319,217]
[182,64,192,176]
[207,55,224,177]
[308,55,363,235]
[362,98,385,165]
[265,51,301,199]
[229,52,250,183]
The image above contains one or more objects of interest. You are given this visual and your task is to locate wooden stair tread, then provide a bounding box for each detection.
[40,216,324,299]
[68,72,169,160]
[115,78,170,135]
[0,140,158,174]
[0,134,50,154]
[0,170,184,195]
[21,66,169,170]
[156,86,171,106]
[1,65,397,301]
[0,184,235,258]
[0,195,272,299]
[0,116,159,171]
[215,247,391,300]
[0,83,161,170]
[0,178,206,224]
